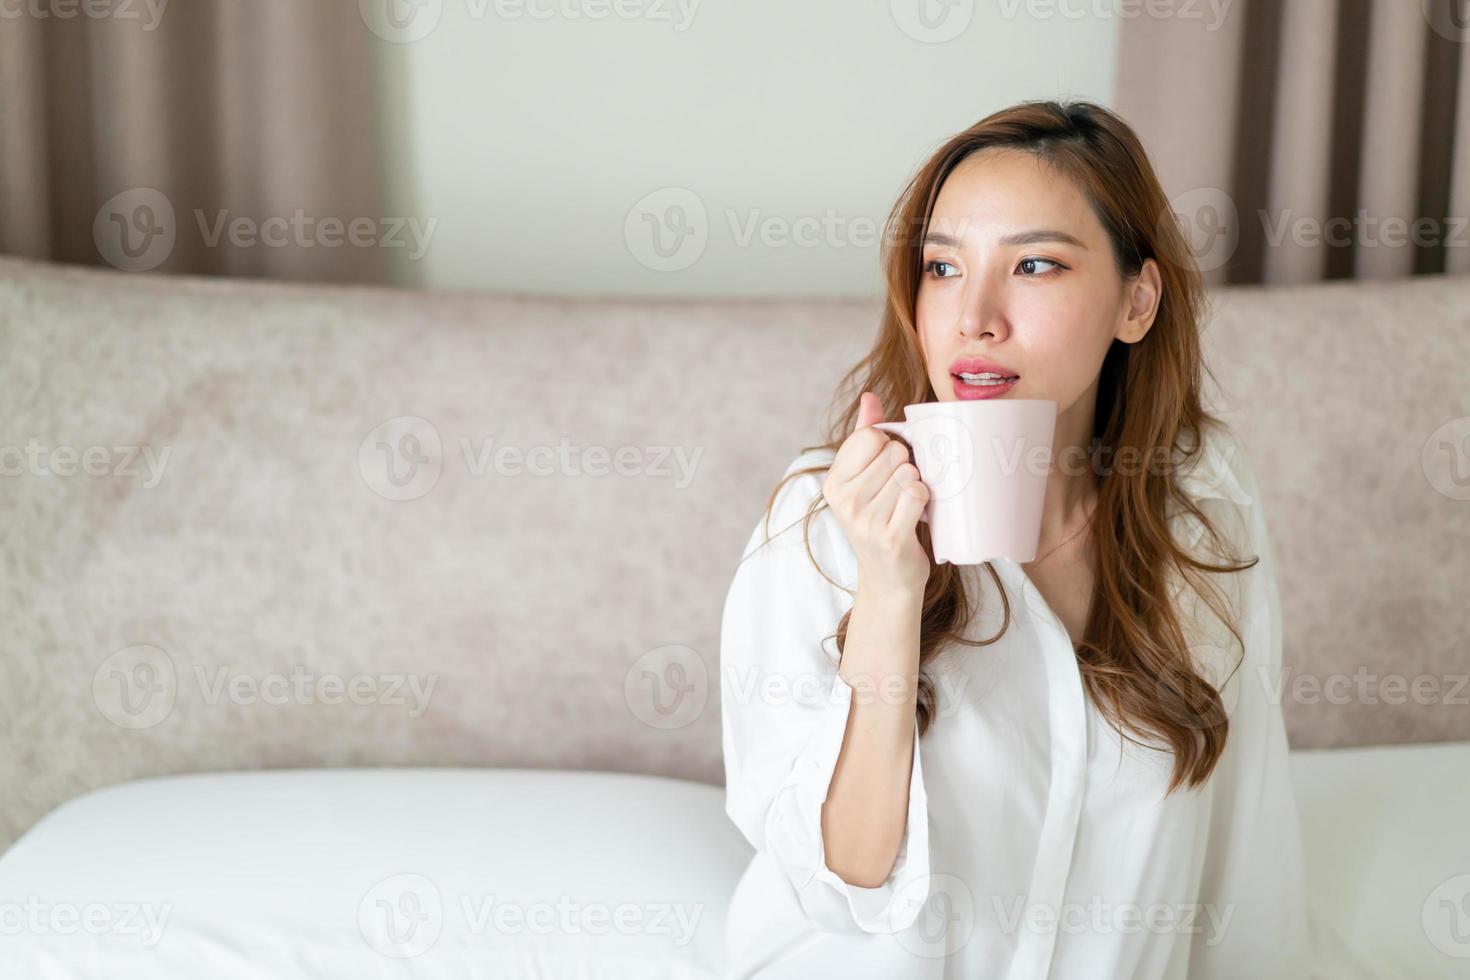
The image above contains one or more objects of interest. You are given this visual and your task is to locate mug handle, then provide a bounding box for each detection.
[871,421,933,523]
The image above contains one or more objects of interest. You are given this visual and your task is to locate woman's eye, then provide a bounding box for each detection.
[1017,257,1063,276]
[924,259,958,279]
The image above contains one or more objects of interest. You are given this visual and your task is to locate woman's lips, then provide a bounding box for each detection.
[951,374,1019,400]
[949,356,1018,376]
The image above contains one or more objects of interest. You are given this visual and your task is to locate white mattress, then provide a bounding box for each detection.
[0,744,1465,978]
[1289,741,1470,978]
[0,768,751,979]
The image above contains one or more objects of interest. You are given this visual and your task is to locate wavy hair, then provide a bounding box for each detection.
[754,99,1256,794]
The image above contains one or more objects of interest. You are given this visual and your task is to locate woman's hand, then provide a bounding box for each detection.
[822,391,932,598]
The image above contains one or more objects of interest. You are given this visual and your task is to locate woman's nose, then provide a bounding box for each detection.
[957,290,1008,342]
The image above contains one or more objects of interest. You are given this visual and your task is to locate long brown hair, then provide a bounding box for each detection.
[756,99,1255,794]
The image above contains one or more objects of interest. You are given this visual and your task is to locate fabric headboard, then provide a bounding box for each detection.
[1,257,1465,851]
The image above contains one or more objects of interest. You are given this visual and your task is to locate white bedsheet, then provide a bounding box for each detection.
[0,768,749,979]
[1290,741,1470,978]
[0,743,1465,978]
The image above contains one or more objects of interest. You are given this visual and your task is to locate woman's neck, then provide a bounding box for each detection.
[1040,400,1101,537]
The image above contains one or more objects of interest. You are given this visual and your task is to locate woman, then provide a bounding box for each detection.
[718,100,1311,978]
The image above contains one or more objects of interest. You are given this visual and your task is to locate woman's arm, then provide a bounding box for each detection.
[720,458,932,935]
[822,581,924,887]
[1188,440,1313,978]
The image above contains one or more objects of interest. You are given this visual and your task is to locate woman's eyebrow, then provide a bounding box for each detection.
[922,229,1088,249]
[1001,229,1088,248]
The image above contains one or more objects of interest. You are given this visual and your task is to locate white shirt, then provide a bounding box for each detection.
[718,424,1312,979]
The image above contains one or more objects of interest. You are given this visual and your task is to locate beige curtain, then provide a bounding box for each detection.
[1115,0,1470,285]
[0,0,384,283]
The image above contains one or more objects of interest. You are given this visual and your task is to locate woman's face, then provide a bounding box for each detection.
[915,148,1159,420]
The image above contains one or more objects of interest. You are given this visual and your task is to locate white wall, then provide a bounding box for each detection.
[368,0,1119,298]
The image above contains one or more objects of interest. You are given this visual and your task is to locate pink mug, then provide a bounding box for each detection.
[873,399,1057,564]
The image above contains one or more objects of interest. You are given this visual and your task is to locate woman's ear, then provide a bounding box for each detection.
[1116,257,1162,344]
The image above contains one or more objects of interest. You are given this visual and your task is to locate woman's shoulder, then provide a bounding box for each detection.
[1172,421,1258,511]
[1164,422,1277,621]
[1164,422,1274,587]
[763,446,836,523]
[777,446,836,486]
[740,446,857,590]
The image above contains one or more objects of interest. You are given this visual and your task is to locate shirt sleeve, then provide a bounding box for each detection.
[719,455,932,935]
[1188,443,1313,979]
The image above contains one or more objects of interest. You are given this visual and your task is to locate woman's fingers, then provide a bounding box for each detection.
[829,392,890,486]
[848,438,910,512]
[821,392,934,597]
[886,463,930,532]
